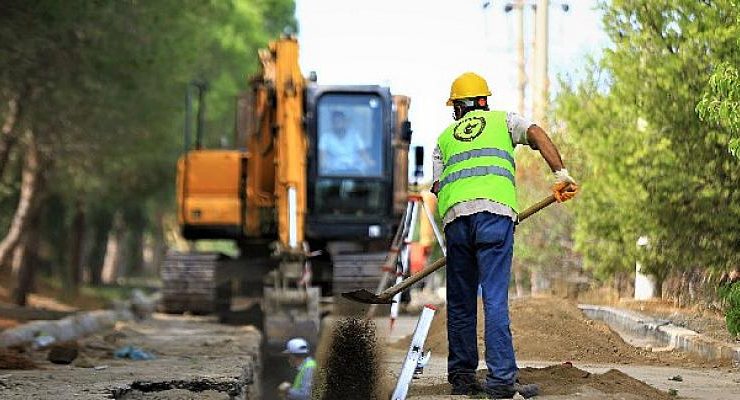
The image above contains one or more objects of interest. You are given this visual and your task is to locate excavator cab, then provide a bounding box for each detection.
[303,85,412,299]
[306,86,397,240]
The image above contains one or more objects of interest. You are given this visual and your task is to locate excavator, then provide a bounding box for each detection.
[160,36,413,347]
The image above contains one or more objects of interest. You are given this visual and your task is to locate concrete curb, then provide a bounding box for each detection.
[0,309,133,348]
[578,304,740,364]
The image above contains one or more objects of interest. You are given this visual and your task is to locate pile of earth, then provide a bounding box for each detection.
[392,296,714,366]
[409,363,673,399]
[0,348,36,369]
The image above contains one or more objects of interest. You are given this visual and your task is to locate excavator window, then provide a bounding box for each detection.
[313,93,387,217]
[317,94,383,177]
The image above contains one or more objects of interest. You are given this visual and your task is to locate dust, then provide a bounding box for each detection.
[313,317,383,400]
[392,296,719,366]
[0,347,37,369]
[410,364,673,399]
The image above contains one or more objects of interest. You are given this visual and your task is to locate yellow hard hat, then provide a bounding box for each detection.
[446,72,492,106]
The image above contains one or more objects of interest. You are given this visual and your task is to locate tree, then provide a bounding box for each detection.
[555,0,740,295]
[0,0,297,301]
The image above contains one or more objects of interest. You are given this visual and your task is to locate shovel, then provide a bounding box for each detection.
[341,193,560,304]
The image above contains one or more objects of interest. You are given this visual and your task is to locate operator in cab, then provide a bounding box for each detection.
[277,338,316,400]
[319,110,375,175]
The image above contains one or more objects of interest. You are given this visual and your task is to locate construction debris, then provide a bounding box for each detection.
[114,346,155,361]
[47,341,79,364]
[0,348,36,369]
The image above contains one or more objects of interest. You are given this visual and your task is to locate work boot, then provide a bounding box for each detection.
[484,383,539,399]
[449,374,485,395]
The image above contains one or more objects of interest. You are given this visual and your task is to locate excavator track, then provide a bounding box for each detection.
[160,252,231,315]
[331,252,388,294]
[331,251,389,312]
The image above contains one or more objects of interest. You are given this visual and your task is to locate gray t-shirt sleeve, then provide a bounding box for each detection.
[506,112,535,147]
[432,145,443,183]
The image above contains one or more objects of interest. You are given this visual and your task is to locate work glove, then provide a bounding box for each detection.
[551,169,578,203]
[278,381,291,393]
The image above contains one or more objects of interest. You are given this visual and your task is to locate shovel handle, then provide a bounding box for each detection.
[376,192,559,302]
[517,194,557,223]
[377,256,447,301]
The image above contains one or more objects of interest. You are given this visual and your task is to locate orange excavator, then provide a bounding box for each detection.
[160,36,413,347]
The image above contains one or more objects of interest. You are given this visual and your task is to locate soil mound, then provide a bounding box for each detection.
[393,296,711,366]
[518,364,672,399]
[409,364,673,399]
[0,348,36,369]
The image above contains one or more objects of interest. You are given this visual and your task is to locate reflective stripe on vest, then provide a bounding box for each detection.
[436,110,518,217]
[438,165,515,192]
[293,358,317,389]
[445,148,515,170]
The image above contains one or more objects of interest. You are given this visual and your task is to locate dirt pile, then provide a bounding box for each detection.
[409,364,673,399]
[518,364,672,399]
[314,317,384,400]
[393,296,713,366]
[0,318,19,331]
[0,348,36,369]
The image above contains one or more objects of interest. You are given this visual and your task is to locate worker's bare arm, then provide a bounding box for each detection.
[526,125,565,172]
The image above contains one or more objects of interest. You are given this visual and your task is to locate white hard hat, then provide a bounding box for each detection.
[283,338,309,355]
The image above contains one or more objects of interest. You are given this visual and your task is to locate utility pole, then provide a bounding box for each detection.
[533,0,549,128]
[516,0,526,116]
[503,1,529,116]
[502,1,568,120]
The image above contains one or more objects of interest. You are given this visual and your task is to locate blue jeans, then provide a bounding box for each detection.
[445,212,517,387]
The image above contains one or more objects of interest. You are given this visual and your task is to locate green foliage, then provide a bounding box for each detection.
[695,0,740,158]
[555,0,740,285]
[697,63,740,158]
[0,0,296,280]
[718,281,740,339]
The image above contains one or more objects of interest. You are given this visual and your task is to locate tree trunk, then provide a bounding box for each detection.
[10,219,40,306]
[513,261,527,297]
[0,96,20,179]
[88,210,113,285]
[654,274,664,300]
[0,131,40,269]
[530,269,540,295]
[150,211,166,275]
[10,236,31,306]
[101,212,124,284]
[125,208,145,277]
[67,200,86,294]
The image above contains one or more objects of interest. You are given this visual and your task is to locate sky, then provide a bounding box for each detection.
[295,0,610,177]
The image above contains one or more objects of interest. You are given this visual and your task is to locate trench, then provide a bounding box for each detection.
[109,378,246,399]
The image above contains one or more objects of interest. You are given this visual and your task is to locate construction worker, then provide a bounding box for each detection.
[431,72,578,399]
[277,338,316,400]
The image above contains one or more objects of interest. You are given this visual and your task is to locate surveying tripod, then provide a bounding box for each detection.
[365,147,445,322]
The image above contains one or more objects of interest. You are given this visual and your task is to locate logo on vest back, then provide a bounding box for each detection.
[453,116,486,142]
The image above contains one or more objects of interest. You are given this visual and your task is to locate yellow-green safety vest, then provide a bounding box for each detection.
[293,357,317,390]
[437,110,518,218]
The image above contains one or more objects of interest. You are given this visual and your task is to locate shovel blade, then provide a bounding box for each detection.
[341,289,394,304]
